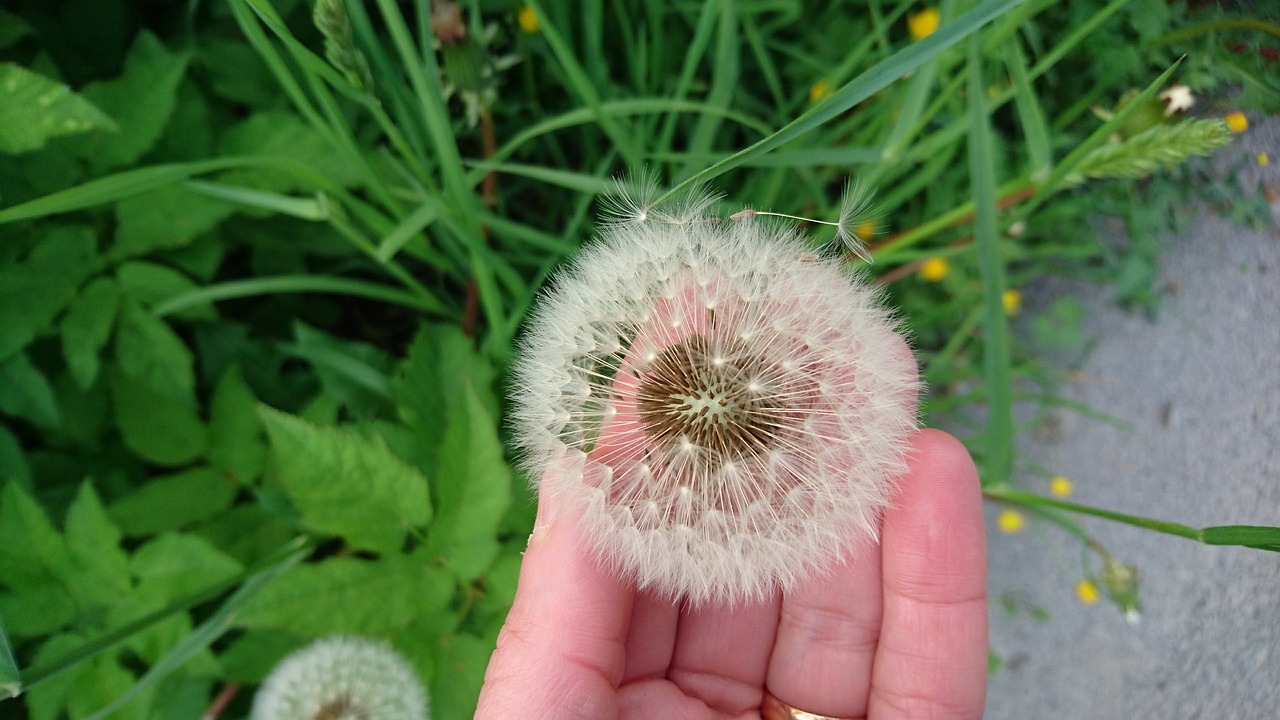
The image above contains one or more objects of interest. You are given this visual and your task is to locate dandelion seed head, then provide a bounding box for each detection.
[513,186,918,604]
[251,636,428,720]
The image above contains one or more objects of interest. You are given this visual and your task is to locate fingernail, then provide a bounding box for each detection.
[528,491,560,548]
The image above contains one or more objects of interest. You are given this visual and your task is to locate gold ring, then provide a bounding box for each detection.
[760,690,863,720]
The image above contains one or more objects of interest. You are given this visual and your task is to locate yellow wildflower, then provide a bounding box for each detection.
[854,221,877,240]
[1258,153,1270,167]
[997,509,1025,534]
[918,256,949,282]
[1225,112,1248,133]
[1076,579,1100,605]
[1002,288,1022,316]
[809,79,833,103]
[1049,475,1074,497]
[517,5,539,33]
[908,8,940,40]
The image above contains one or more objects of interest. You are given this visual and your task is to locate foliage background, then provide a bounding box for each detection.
[0,0,1276,717]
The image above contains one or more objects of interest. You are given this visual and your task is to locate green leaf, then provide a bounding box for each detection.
[0,10,33,49]
[65,481,132,602]
[218,111,362,190]
[286,323,396,419]
[0,225,101,362]
[112,184,235,259]
[116,262,217,321]
[208,363,266,484]
[113,301,195,398]
[75,31,191,172]
[216,629,306,683]
[0,425,31,488]
[0,350,60,429]
[107,365,207,466]
[0,482,73,588]
[0,585,76,638]
[108,467,239,537]
[425,383,512,580]
[0,612,19,698]
[235,554,452,635]
[259,407,431,554]
[0,63,117,153]
[61,276,122,391]
[131,534,244,602]
[192,505,297,568]
[430,632,492,720]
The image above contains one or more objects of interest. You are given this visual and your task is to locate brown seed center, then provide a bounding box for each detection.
[635,335,787,460]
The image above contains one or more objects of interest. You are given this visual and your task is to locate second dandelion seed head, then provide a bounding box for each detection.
[512,180,918,604]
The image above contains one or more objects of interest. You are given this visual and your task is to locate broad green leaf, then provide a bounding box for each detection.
[208,363,266,484]
[0,585,75,638]
[0,350,60,429]
[116,261,217,321]
[430,632,492,720]
[235,554,451,635]
[108,366,207,466]
[66,653,150,720]
[216,629,305,683]
[218,111,361,191]
[426,383,512,580]
[113,301,195,399]
[65,482,131,602]
[0,482,73,588]
[24,633,82,720]
[0,63,117,153]
[0,225,101,362]
[130,534,244,602]
[76,31,191,172]
[287,322,396,420]
[108,467,239,537]
[259,407,431,554]
[0,425,31,488]
[112,184,235,259]
[192,505,296,567]
[61,276,122,390]
[0,10,32,49]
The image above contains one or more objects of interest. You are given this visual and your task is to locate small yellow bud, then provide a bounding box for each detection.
[997,509,1025,534]
[1049,475,1074,497]
[918,256,950,282]
[1076,578,1100,605]
[1002,288,1022,316]
[517,5,540,33]
[1225,112,1248,133]
[908,8,940,40]
[854,221,877,239]
[809,79,833,103]
[1258,152,1270,167]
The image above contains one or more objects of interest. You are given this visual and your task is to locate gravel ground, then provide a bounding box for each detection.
[982,114,1280,719]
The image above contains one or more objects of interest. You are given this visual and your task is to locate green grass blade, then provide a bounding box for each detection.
[1199,526,1280,552]
[376,197,444,263]
[463,161,614,195]
[83,544,309,720]
[183,179,330,220]
[655,0,1028,205]
[150,275,444,318]
[967,35,1013,487]
[882,0,954,161]
[681,0,740,178]
[1004,37,1052,178]
[0,614,18,699]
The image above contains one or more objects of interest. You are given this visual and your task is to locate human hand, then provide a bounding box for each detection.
[475,427,988,719]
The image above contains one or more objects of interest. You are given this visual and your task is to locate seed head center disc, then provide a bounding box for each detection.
[634,335,788,461]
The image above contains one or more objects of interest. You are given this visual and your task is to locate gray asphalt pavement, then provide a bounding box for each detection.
[983,115,1280,719]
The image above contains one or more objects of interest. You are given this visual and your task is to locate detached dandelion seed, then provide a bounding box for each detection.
[512,179,917,604]
[251,636,428,720]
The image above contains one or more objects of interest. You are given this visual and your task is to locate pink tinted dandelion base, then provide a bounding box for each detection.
[513,201,917,604]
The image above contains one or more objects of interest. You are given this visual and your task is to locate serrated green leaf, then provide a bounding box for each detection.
[259,407,430,553]
[0,425,31,488]
[66,653,149,720]
[112,184,235,259]
[113,300,195,399]
[0,585,76,638]
[76,32,190,172]
[208,363,266,484]
[65,481,132,602]
[24,633,82,719]
[192,504,297,568]
[0,482,73,588]
[108,467,239,537]
[116,261,217,321]
[217,629,306,683]
[287,322,396,420]
[0,225,101,362]
[0,350,60,428]
[131,534,244,602]
[234,554,452,635]
[219,111,362,191]
[426,383,511,580]
[107,366,207,466]
[0,63,117,153]
[61,276,122,390]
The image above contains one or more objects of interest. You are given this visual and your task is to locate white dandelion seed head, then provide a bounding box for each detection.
[251,636,428,720]
[512,185,918,605]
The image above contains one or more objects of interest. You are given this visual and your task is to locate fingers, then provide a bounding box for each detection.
[870,428,988,720]
[665,597,782,714]
[474,491,635,720]
[764,541,884,717]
